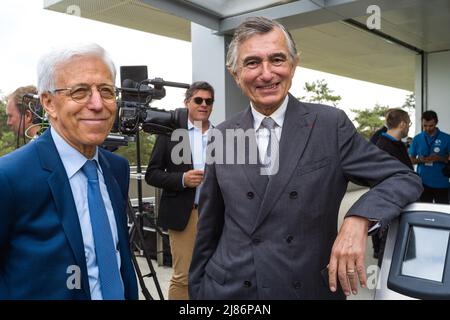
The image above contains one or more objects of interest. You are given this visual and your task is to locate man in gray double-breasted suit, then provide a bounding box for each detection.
[189,17,423,300]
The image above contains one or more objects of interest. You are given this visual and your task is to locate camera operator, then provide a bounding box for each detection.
[145,81,214,300]
[5,85,41,145]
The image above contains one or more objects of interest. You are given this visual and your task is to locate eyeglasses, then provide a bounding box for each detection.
[192,97,214,106]
[49,84,117,104]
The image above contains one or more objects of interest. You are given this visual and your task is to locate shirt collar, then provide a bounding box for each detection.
[381,132,400,142]
[187,119,212,133]
[251,95,289,130]
[425,128,440,138]
[51,126,100,179]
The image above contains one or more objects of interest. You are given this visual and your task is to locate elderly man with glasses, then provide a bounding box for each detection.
[0,43,138,300]
[145,81,215,300]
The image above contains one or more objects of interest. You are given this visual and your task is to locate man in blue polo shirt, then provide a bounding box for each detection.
[409,110,450,203]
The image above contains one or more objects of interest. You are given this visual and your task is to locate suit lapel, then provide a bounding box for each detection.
[235,107,269,200]
[36,130,91,297]
[252,95,317,233]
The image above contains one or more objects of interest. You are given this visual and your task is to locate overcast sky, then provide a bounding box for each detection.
[0,0,412,121]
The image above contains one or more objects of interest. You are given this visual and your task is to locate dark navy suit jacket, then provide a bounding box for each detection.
[0,129,138,299]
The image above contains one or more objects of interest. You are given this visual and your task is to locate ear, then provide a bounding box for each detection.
[24,109,33,123]
[290,54,300,77]
[227,66,240,87]
[41,92,57,120]
[401,121,408,129]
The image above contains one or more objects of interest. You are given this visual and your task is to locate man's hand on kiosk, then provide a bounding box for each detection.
[328,216,369,296]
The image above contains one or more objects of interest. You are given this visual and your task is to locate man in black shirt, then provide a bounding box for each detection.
[376,109,413,170]
[373,108,413,265]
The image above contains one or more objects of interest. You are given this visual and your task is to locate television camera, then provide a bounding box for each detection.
[114,78,189,136]
[114,74,190,300]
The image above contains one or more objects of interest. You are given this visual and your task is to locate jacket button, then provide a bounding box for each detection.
[289,191,298,199]
[243,280,252,288]
[286,235,294,243]
[252,238,261,245]
[293,281,301,289]
[247,192,254,199]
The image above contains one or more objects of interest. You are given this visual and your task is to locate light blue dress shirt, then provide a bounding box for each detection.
[51,127,122,300]
[183,120,211,205]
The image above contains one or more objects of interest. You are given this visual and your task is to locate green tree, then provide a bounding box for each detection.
[0,97,17,156]
[402,93,415,110]
[298,79,342,107]
[114,131,156,166]
[351,104,390,140]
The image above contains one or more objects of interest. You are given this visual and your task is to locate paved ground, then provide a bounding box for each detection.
[136,187,376,300]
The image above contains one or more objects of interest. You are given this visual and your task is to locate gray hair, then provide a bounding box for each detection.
[37,43,116,94]
[185,81,215,103]
[226,16,298,74]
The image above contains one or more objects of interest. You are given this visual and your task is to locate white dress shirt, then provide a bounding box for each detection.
[251,95,288,164]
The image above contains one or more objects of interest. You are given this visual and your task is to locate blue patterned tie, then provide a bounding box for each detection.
[82,160,124,300]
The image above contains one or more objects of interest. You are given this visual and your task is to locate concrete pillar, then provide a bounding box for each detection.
[191,22,248,125]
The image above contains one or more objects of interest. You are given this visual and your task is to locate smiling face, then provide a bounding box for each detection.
[230,27,298,116]
[185,89,213,125]
[41,55,116,158]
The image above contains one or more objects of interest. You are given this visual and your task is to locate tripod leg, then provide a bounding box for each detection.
[129,223,154,300]
[128,199,165,300]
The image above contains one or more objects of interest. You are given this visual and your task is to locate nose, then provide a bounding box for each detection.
[86,87,103,111]
[259,61,273,81]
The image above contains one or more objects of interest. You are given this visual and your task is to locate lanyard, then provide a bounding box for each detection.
[424,130,440,155]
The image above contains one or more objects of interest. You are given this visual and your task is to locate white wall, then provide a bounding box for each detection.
[191,23,248,125]
[427,51,450,134]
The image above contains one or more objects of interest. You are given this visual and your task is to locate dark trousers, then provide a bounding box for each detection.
[420,185,449,204]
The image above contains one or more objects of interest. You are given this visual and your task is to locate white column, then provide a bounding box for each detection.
[191,22,248,125]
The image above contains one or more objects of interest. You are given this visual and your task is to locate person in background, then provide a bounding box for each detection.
[405,136,413,150]
[373,108,414,265]
[376,109,413,169]
[409,110,450,204]
[145,81,214,300]
[5,85,41,146]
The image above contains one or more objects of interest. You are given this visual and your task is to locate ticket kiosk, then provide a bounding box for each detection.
[375,203,450,300]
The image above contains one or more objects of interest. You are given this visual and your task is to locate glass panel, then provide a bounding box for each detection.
[401,226,449,282]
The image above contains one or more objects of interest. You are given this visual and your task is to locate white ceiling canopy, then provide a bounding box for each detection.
[44,0,450,91]
[182,0,296,18]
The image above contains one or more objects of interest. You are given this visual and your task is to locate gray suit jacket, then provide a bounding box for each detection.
[189,94,423,300]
